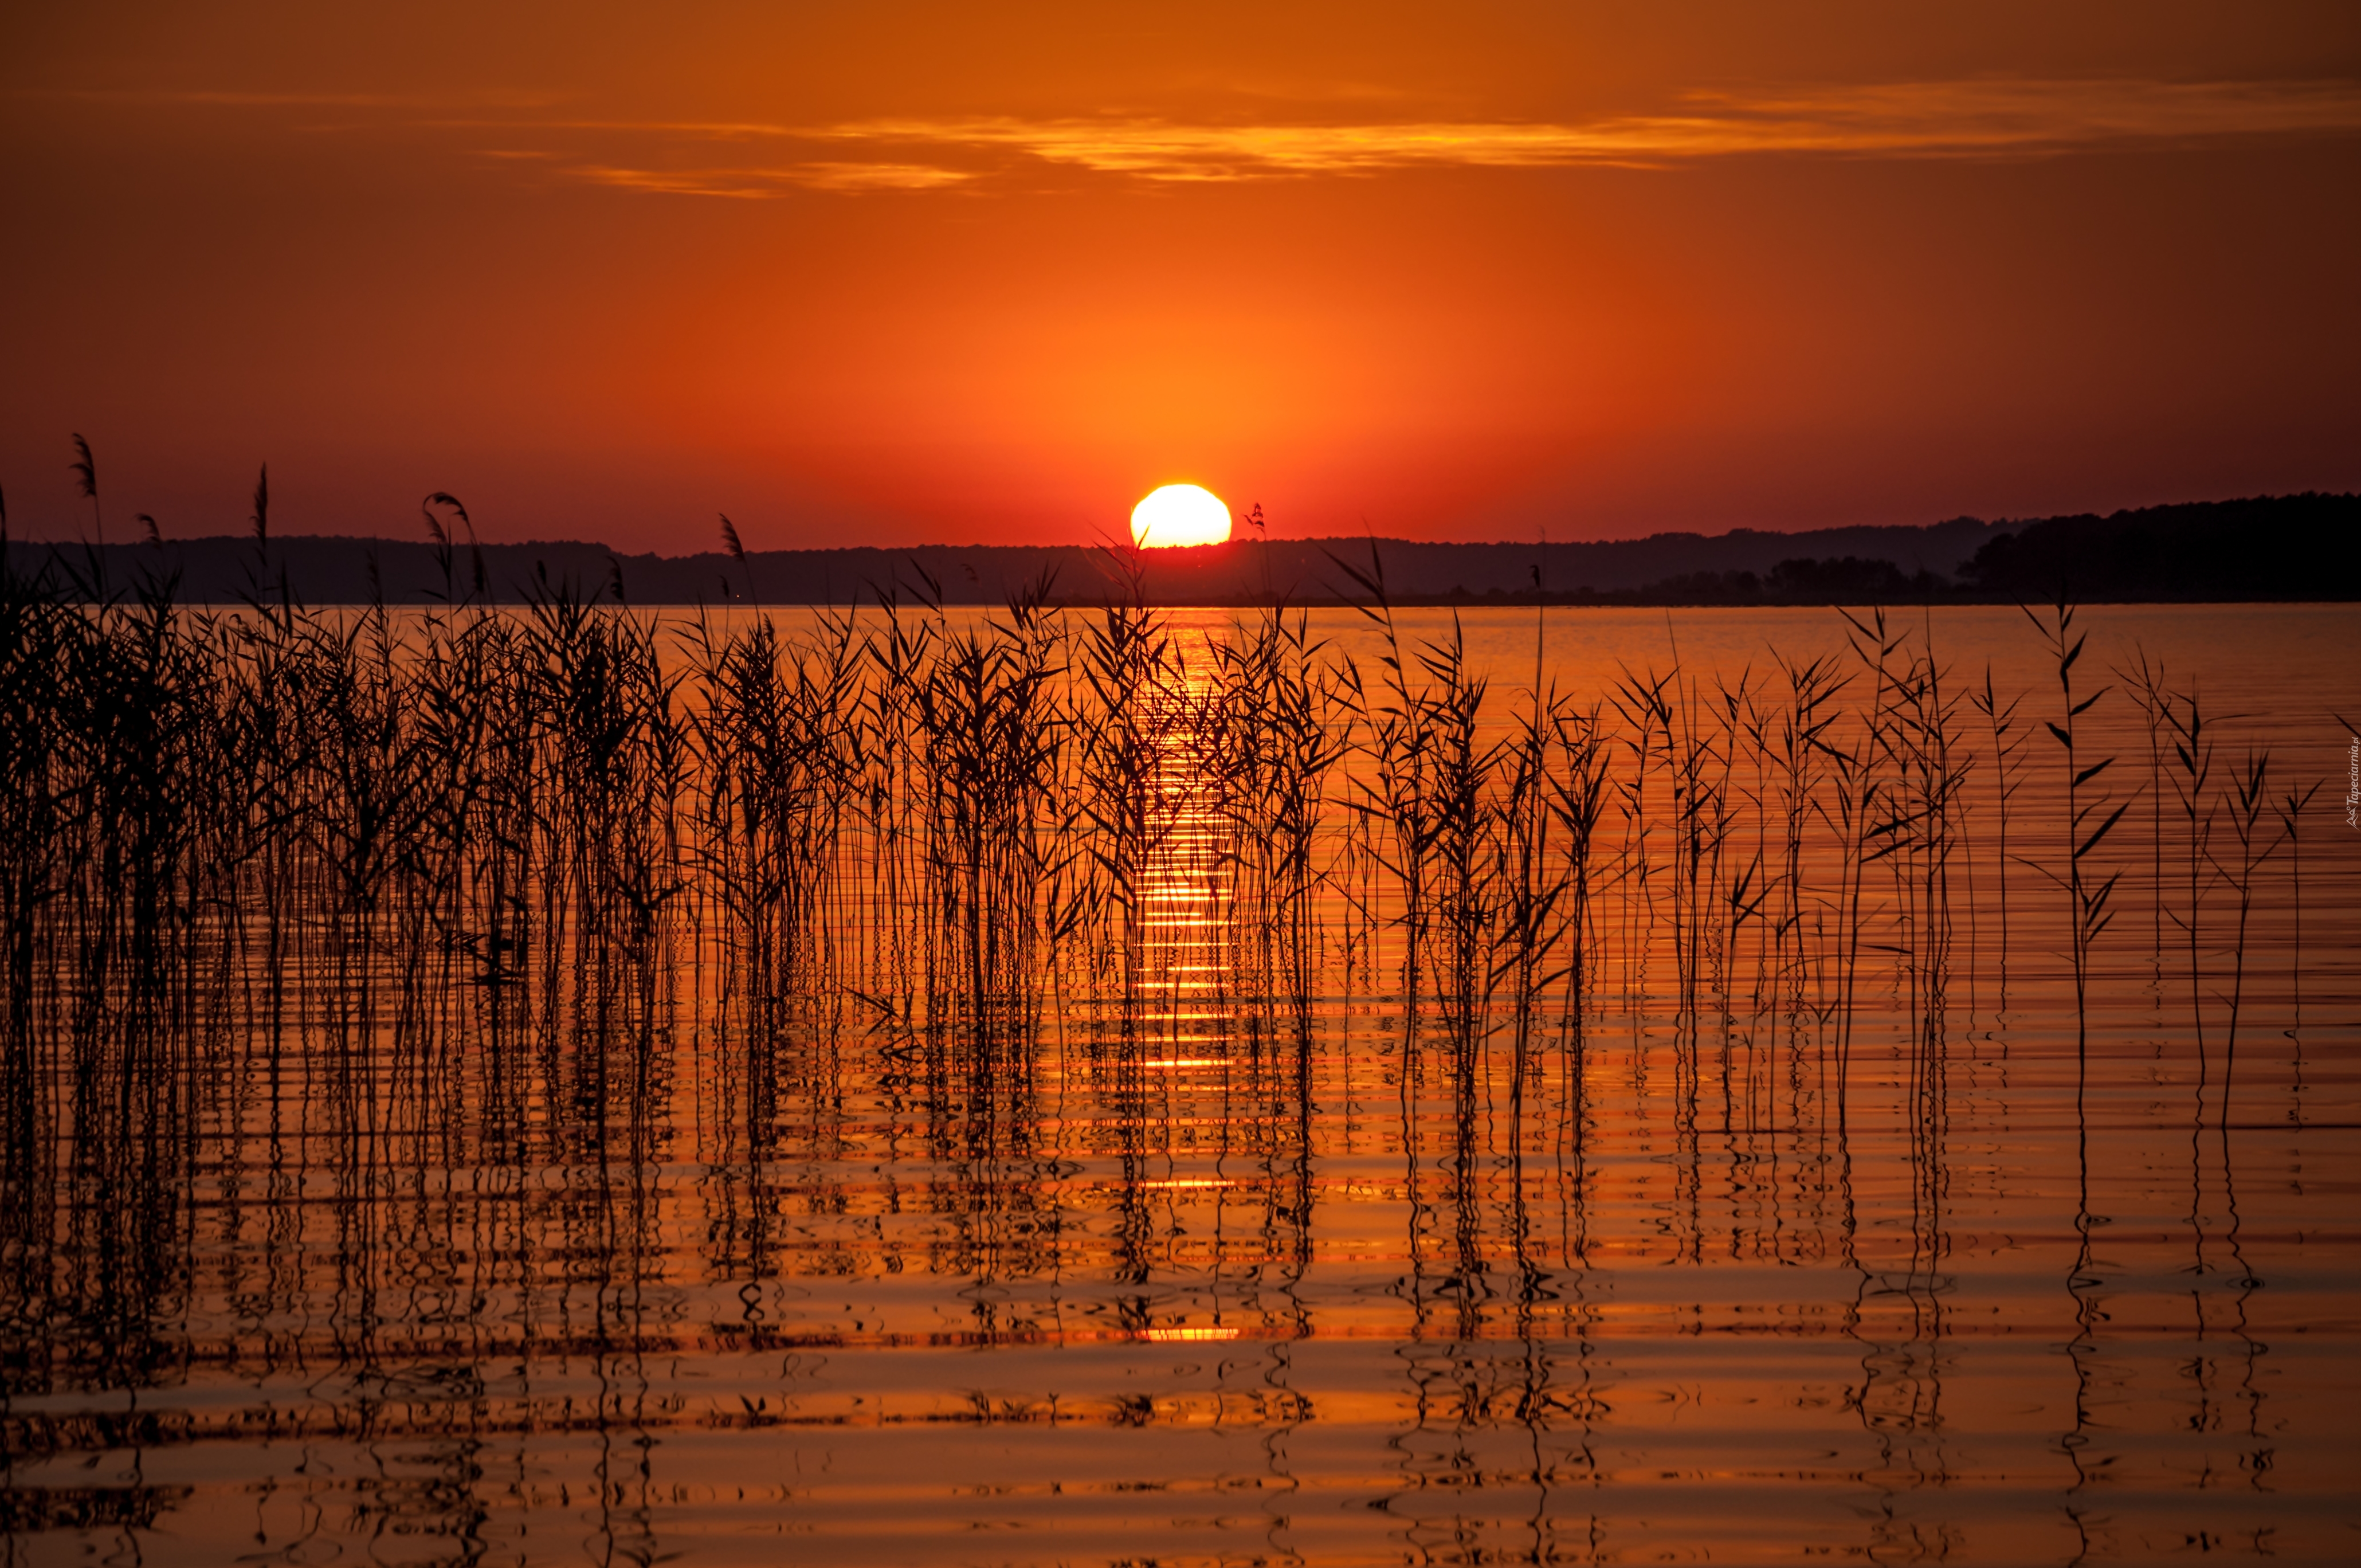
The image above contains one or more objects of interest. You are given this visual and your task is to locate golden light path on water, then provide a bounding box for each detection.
[2,603,2356,1564]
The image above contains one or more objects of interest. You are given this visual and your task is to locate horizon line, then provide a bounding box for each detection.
[6,489,2349,556]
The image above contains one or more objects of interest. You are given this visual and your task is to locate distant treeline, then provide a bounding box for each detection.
[1414,493,2358,606]
[5,493,2350,605]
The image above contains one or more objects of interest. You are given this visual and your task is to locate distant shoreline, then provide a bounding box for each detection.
[6,492,2351,606]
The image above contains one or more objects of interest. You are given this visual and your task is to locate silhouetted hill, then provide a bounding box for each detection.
[6,495,2350,605]
[1955,492,2354,600]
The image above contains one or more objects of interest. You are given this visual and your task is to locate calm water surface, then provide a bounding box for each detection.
[4,603,2358,1565]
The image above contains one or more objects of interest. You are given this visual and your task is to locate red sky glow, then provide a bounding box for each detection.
[3,2,2357,551]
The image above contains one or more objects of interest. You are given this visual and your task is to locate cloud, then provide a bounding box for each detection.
[572,161,972,196]
[42,76,2360,193]
[807,79,2361,182]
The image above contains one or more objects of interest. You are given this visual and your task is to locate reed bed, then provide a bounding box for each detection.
[0,548,2319,1096]
[0,542,2326,1306]
[0,546,2342,1535]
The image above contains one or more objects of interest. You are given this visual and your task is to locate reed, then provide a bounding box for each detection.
[69,436,103,603]
[1968,661,2027,999]
[2213,747,2279,1130]
[0,538,2330,1306]
[2120,650,2175,962]
[1209,598,1350,1040]
[2164,683,2217,1079]
[2022,597,2128,1065]
[2275,775,2321,1054]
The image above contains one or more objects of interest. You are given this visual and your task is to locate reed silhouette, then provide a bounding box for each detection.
[0,521,2343,1563]
[0,547,2321,1195]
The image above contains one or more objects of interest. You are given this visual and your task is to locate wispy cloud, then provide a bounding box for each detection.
[803,79,2361,182]
[38,76,2361,193]
[573,161,973,196]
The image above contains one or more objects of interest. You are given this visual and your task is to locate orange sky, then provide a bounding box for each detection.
[3,2,2358,550]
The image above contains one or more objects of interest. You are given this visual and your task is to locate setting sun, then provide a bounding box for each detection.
[1130,484,1231,548]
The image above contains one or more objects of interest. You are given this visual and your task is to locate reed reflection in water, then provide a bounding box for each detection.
[1,571,2356,1565]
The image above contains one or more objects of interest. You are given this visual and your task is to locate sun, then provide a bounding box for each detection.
[1130,484,1232,548]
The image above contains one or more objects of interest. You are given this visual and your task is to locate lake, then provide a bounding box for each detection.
[2,599,2356,1565]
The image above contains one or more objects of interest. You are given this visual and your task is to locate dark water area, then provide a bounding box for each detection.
[2,601,2357,1565]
